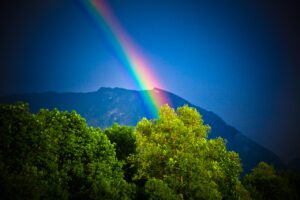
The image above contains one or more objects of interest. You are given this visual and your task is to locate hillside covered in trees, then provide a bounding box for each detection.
[0,103,299,199]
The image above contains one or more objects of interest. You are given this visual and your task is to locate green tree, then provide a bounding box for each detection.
[279,171,300,199]
[243,162,299,200]
[104,123,137,182]
[104,123,136,161]
[0,103,134,199]
[0,103,48,199]
[130,105,247,199]
[145,178,181,200]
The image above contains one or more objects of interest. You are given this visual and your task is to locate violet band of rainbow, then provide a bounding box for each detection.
[78,0,170,118]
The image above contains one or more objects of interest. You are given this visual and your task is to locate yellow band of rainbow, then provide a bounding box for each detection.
[78,0,170,118]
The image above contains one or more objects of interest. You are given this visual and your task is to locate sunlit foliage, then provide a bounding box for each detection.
[130,105,247,199]
[0,103,134,199]
[0,103,299,199]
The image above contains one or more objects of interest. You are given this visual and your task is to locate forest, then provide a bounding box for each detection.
[0,103,299,200]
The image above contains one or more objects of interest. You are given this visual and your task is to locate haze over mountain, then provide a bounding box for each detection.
[0,87,284,173]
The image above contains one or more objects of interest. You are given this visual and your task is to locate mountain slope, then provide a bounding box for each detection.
[0,87,285,173]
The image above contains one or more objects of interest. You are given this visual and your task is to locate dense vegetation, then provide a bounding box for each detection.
[0,103,299,199]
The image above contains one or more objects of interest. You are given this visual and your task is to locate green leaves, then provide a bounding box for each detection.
[1,103,299,199]
[131,104,244,199]
[242,162,300,200]
[145,178,181,200]
[0,103,132,199]
[104,123,136,161]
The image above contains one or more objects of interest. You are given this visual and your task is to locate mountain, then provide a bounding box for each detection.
[0,87,285,173]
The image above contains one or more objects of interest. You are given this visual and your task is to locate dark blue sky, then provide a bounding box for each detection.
[1,0,299,162]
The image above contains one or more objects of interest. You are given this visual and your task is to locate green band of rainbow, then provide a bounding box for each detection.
[78,0,169,117]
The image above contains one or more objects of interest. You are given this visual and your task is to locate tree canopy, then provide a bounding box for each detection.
[243,162,300,200]
[0,103,299,199]
[0,103,133,199]
[130,105,248,200]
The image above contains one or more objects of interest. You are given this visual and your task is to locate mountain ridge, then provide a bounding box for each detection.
[0,87,285,173]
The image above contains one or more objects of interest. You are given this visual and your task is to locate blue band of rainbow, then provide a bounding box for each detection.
[77,0,170,118]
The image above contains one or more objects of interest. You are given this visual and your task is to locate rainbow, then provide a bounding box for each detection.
[77,0,170,118]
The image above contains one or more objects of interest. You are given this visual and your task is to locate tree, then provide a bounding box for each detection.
[0,103,134,199]
[130,105,247,199]
[145,178,181,200]
[104,123,136,162]
[243,162,299,200]
[0,103,47,199]
[104,123,137,182]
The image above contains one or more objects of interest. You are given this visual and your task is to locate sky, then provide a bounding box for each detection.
[0,0,299,162]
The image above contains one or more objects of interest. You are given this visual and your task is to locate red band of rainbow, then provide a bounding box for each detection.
[78,0,170,118]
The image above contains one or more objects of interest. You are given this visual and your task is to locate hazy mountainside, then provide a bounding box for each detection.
[0,87,284,173]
